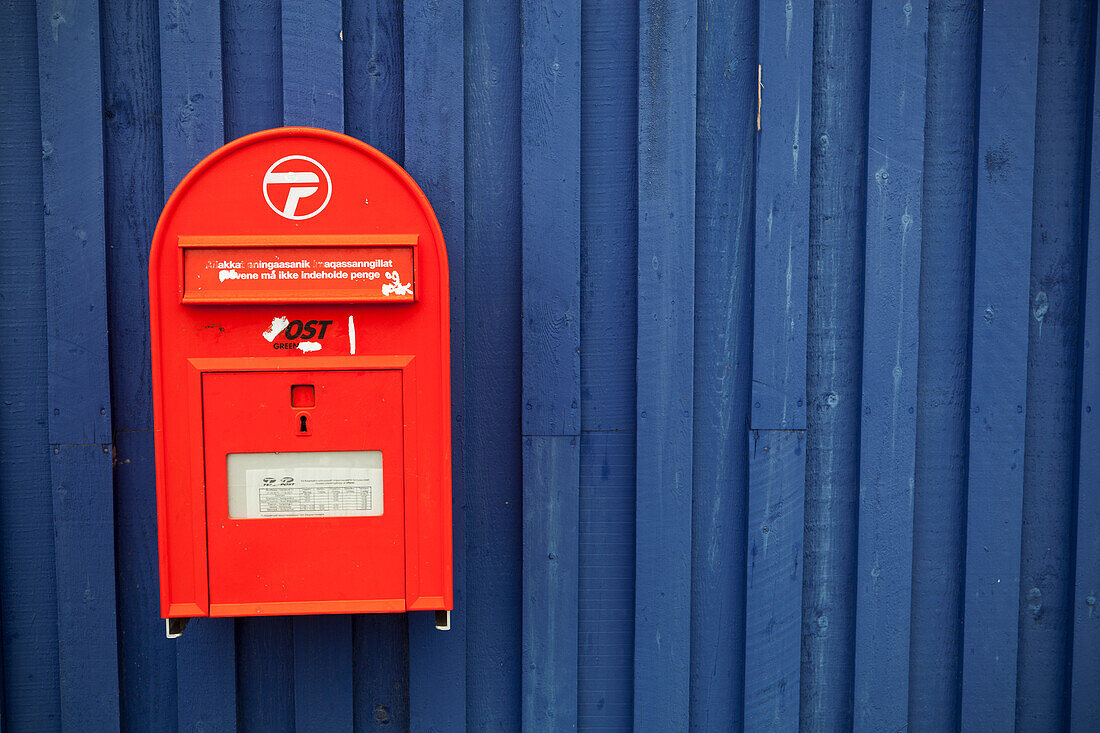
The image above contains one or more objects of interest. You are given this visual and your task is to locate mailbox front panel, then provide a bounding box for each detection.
[202,369,405,615]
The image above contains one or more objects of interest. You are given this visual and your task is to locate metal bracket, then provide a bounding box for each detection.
[166,617,190,639]
[434,610,451,631]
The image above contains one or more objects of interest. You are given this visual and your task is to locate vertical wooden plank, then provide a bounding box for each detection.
[222,0,282,138]
[0,2,62,728]
[115,434,176,731]
[280,4,356,728]
[50,446,119,731]
[852,2,925,731]
[744,430,806,732]
[36,1,120,729]
[578,434,636,726]
[294,616,353,732]
[343,0,404,162]
[521,0,581,436]
[1016,1,1091,728]
[282,0,342,131]
[633,0,696,727]
[290,613,351,726]
[36,0,114,440]
[158,2,239,730]
[801,2,870,729]
[175,620,236,733]
[577,2,637,727]
[237,618,295,733]
[464,1,523,726]
[404,0,466,728]
[745,2,812,731]
[578,0,638,434]
[751,0,812,432]
[690,0,756,729]
[520,0,581,727]
[161,0,225,189]
[283,0,344,129]
[959,1,1039,729]
[352,615,409,730]
[104,0,175,726]
[909,2,979,729]
[342,3,411,729]
[1071,7,1100,726]
[522,437,580,731]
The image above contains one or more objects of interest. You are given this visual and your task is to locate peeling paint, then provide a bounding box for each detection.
[263,316,290,342]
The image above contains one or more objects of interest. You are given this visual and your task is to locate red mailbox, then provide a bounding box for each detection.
[150,128,451,633]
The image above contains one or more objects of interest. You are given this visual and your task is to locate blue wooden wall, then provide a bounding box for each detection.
[0,0,1097,730]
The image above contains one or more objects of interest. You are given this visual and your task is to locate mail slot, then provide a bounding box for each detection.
[149,128,452,632]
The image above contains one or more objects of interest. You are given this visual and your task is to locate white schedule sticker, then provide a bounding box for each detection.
[243,466,383,518]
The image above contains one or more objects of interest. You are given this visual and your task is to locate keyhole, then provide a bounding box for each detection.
[299,415,308,433]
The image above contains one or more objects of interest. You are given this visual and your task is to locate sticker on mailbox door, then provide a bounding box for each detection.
[243,466,383,518]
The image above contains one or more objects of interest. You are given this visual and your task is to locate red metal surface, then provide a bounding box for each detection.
[150,128,452,618]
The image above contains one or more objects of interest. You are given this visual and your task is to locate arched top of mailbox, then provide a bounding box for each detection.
[150,127,448,294]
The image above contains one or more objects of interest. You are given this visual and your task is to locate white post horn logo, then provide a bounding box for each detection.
[263,155,332,220]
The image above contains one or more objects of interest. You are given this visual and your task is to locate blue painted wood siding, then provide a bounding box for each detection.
[0,0,1097,730]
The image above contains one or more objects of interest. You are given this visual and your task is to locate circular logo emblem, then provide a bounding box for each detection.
[263,155,332,220]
